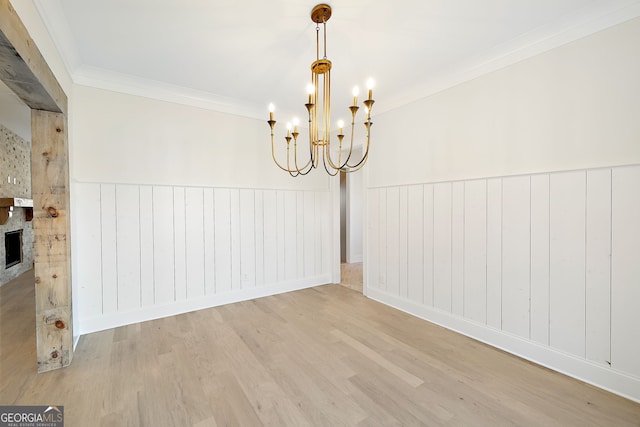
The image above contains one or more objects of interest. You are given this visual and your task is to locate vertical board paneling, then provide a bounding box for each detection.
[398,187,409,298]
[139,186,154,308]
[214,189,232,293]
[173,187,187,301]
[230,189,241,291]
[423,184,434,306]
[296,191,304,280]
[303,191,315,277]
[367,189,380,291]
[203,188,216,295]
[100,184,118,314]
[611,166,640,377]
[386,187,400,296]
[378,189,388,291]
[76,182,333,333]
[74,183,103,319]
[433,183,452,312]
[451,182,465,316]
[314,192,324,276]
[283,192,297,281]
[501,176,530,339]
[486,179,502,329]
[116,185,142,312]
[585,169,611,365]
[185,187,205,299]
[152,186,175,304]
[240,189,256,288]
[254,190,265,287]
[407,186,424,302]
[530,174,550,345]
[263,190,278,284]
[550,171,586,358]
[464,180,487,324]
[320,191,332,275]
[276,191,286,281]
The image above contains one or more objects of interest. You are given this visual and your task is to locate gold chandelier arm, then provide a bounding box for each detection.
[270,129,295,172]
[321,148,340,176]
[293,134,314,174]
[324,106,359,171]
[345,119,372,170]
[285,140,302,177]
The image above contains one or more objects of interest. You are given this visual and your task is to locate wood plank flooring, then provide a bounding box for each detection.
[1,270,640,426]
[340,262,363,293]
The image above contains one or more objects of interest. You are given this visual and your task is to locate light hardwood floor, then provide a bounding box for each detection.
[340,262,363,293]
[1,270,640,426]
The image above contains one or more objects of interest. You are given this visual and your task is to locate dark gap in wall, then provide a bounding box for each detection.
[5,229,22,269]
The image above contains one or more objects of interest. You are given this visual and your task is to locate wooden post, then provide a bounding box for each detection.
[1,0,72,372]
[31,110,73,372]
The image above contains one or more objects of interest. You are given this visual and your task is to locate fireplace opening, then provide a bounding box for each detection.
[5,229,23,269]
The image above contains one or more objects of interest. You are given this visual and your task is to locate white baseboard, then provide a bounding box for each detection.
[78,274,331,336]
[367,287,640,404]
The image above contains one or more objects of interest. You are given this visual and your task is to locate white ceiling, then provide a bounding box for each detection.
[7,0,640,130]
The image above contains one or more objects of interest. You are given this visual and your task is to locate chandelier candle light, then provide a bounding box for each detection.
[267,3,375,176]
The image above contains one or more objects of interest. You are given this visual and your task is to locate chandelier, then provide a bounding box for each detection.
[268,3,375,176]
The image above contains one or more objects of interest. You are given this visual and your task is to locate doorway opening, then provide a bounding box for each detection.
[339,166,364,293]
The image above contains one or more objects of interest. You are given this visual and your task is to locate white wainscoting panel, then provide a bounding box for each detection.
[407,185,424,303]
[433,183,452,312]
[399,187,408,299]
[501,176,530,340]
[366,164,640,402]
[452,182,465,317]
[611,166,640,379]
[463,179,487,324]
[115,185,142,311]
[486,178,502,330]
[585,169,611,366]
[530,174,550,346]
[73,183,332,335]
[386,187,401,296]
[549,171,586,358]
[422,184,434,306]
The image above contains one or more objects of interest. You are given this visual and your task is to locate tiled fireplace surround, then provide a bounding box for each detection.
[0,124,34,286]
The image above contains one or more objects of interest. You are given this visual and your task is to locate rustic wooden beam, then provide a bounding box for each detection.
[31,110,73,372]
[0,0,73,372]
[0,0,67,114]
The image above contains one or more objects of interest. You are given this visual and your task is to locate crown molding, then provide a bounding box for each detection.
[32,0,81,77]
[32,0,640,119]
[73,65,267,120]
[378,0,640,115]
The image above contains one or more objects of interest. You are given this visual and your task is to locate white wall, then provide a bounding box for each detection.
[69,85,335,334]
[369,17,640,187]
[74,182,331,334]
[366,17,640,402]
[71,85,329,190]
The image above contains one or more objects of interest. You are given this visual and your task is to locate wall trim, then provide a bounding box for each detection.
[79,274,331,336]
[34,0,640,119]
[383,3,640,115]
[366,162,640,190]
[367,287,640,404]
